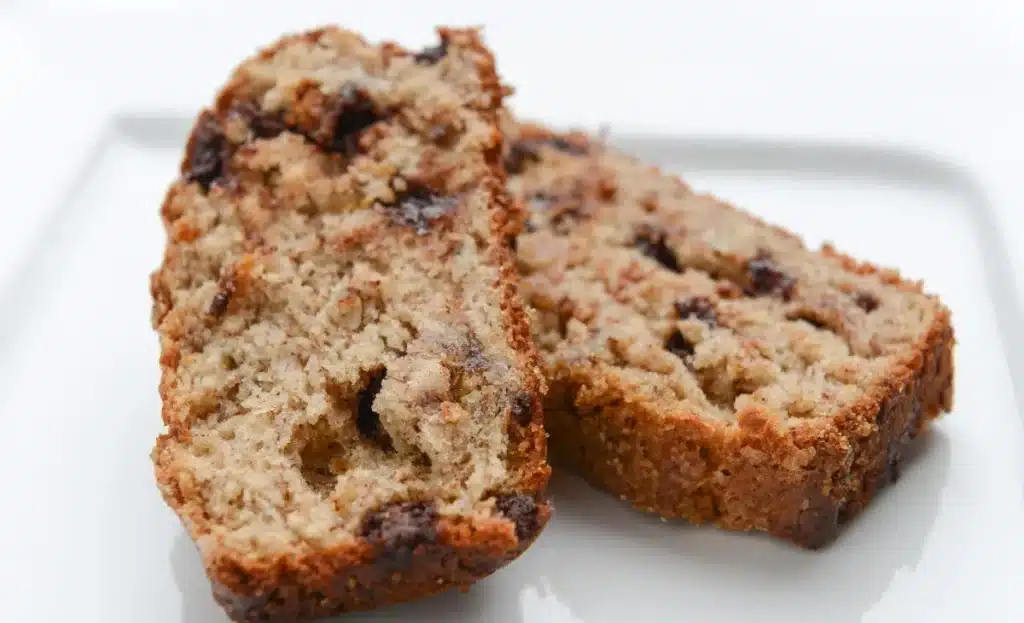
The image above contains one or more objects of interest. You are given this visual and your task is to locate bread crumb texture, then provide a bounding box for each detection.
[150,27,549,621]
[503,113,954,548]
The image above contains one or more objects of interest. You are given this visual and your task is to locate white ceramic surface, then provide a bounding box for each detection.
[0,4,1021,622]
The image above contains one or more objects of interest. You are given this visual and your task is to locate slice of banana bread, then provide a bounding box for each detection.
[503,115,954,549]
[149,27,550,621]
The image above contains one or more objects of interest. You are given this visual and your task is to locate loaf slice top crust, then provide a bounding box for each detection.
[150,27,549,617]
[507,118,949,424]
[504,115,954,546]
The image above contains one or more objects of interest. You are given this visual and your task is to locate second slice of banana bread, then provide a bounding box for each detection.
[504,116,954,548]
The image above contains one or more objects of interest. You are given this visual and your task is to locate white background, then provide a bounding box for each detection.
[0,2,1021,622]
[1,0,1023,295]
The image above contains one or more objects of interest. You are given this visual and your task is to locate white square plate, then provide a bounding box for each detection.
[1,4,1022,622]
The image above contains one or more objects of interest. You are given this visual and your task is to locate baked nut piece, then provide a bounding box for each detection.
[149,27,550,621]
[504,116,954,549]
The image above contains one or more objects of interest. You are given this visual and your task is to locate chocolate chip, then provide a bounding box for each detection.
[634,225,681,272]
[665,329,695,359]
[504,137,589,175]
[494,493,540,541]
[523,219,538,233]
[511,392,533,427]
[746,251,795,300]
[208,272,238,317]
[208,291,231,316]
[229,102,286,140]
[886,398,924,484]
[252,118,286,140]
[855,291,879,313]
[184,111,229,192]
[674,297,717,326]
[547,136,589,156]
[413,40,448,65]
[790,487,843,550]
[211,581,270,621]
[549,205,588,234]
[504,141,543,174]
[360,501,439,568]
[388,182,458,234]
[357,369,393,451]
[331,84,382,155]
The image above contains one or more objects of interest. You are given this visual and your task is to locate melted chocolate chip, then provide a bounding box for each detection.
[855,291,880,313]
[790,486,843,550]
[360,501,439,568]
[356,369,393,451]
[208,272,237,317]
[665,329,695,359]
[504,136,589,175]
[388,182,458,234]
[548,136,590,156]
[746,251,795,301]
[211,582,270,621]
[550,206,588,234]
[634,225,682,272]
[511,392,533,427]
[885,398,924,485]
[674,297,717,326]
[495,493,541,541]
[413,40,448,65]
[504,141,543,174]
[208,291,231,316]
[331,84,383,155]
[184,111,229,192]
[229,102,286,140]
[249,114,286,140]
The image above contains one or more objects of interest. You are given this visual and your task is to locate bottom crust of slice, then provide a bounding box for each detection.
[544,314,953,549]
[154,438,551,622]
[206,514,550,621]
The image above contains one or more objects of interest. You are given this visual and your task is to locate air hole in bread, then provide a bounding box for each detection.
[296,419,347,495]
[356,368,393,452]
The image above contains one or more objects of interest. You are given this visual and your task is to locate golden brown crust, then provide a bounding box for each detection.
[154,435,550,622]
[547,308,952,548]
[152,27,551,620]
[505,116,955,549]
